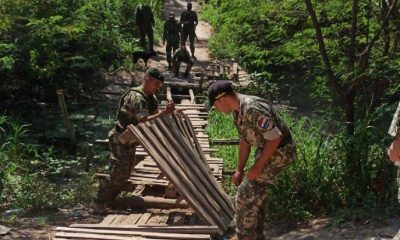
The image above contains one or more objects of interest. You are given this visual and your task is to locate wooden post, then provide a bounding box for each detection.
[219,65,224,79]
[85,143,93,172]
[166,87,172,102]
[56,89,76,144]
[189,89,195,104]
[232,63,239,82]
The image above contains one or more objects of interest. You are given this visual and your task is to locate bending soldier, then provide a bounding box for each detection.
[163,12,181,71]
[136,4,155,54]
[208,81,297,240]
[172,42,193,78]
[180,2,198,59]
[93,68,175,213]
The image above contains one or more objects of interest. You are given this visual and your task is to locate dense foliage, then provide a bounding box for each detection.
[0,0,164,100]
[206,110,397,221]
[202,0,400,220]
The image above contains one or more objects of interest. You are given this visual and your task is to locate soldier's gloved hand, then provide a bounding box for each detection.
[233,170,243,186]
[163,101,175,115]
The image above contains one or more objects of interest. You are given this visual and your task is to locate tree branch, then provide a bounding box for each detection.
[304,0,344,97]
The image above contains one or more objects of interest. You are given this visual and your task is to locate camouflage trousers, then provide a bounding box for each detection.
[236,142,297,240]
[95,128,137,203]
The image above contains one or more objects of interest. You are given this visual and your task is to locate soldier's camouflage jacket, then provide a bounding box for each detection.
[233,94,292,148]
[116,86,158,131]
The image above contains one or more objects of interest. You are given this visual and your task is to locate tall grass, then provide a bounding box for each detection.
[206,110,397,221]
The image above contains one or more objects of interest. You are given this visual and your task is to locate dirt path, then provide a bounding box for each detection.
[149,0,213,74]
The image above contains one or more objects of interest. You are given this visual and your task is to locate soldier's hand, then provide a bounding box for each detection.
[164,101,175,115]
[233,170,243,186]
[247,165,262,181]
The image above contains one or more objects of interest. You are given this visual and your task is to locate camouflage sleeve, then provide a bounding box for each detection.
[389,102,400,137]
[248,108,282,141]
[123,92,149,121]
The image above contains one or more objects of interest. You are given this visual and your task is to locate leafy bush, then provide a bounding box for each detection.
[0,0,164,100]
[0,115,93,209]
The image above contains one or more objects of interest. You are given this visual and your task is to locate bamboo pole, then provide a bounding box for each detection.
[56,89,76,144]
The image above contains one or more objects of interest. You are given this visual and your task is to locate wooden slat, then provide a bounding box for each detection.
[101,215,118,225]
[68,224,219,234]
[136,212,152,225]
[56,227,211,239]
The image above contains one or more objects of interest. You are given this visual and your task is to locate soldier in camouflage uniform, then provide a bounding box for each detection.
[136,4,155,54]
[163,12,181,71]
[93,68,175,213]
[387,102,400,240]
[208,81,296,240]
[180,2,198,59]
[172,42,194,78]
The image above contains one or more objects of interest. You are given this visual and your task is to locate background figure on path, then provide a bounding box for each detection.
[93,68,175,213]
[172,42,193,78]
[163,12,181,71]
[180,2,198,59]
[136,4,155,54]
[208,81,297,240]
[387,102,400,239]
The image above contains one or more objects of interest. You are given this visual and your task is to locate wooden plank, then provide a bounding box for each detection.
[136,212,152,225]
[101,215,118,225]
[121,213,142,225]
[112,215,129,225]
[56,227,212,239]
[68,224,219,234]
[189,89,195,104]
[142,117,232,230]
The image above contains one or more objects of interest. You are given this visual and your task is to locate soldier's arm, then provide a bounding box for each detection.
[232,138,251,186]
[194,12,198,26]
[151,9,155,26]
[247,136,282,180]
[163,23,167,42]
[140,102,175,122]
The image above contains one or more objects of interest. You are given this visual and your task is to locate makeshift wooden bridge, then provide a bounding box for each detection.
[54,78,237,239]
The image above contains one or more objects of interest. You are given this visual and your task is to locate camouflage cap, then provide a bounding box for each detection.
[146,68,164,82]
[208,80,233,106]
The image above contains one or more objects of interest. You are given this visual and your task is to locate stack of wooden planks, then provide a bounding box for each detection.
[125,114,234,234]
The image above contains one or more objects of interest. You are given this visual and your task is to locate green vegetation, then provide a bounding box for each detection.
[0,114,93,209]
[0,0,164,100]
[206,110,397,221]
[202,0,400,221]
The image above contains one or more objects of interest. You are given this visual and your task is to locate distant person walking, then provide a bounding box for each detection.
[163,12,181,70]
[136,4,156,54]
[180,2,198,59]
